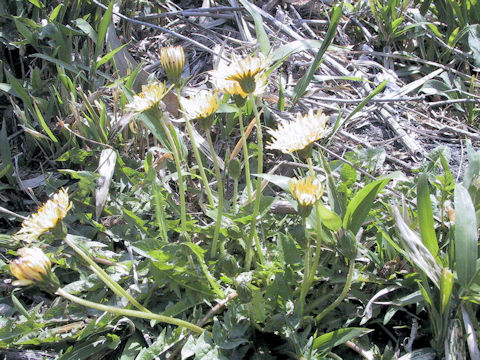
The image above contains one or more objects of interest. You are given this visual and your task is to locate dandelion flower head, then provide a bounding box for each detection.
[10,247,52,286]
[211,53,270,97]
[126,82,167,113]
[181,90,220,121]
[289,177,324,207]
[15,188,71,243]
[267,110,329,154]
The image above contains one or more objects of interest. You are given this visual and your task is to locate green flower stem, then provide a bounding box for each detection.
[299,217,311,315]
[56,288,204,334]
[185,118,215,207]
[64,235,149,313]
[206,131,224,258]
[307,157,315,177]
[245,94,265,270]
[238,111,253,202]
[160,120,187,235]
[307,203,323,288]
[175,89,215,208]
[232,178,239,213]
[315,259,355,323]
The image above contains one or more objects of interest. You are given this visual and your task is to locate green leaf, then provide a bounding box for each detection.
[454,184,478,288]
[237,0,271,55]
[27,0,45,8]
[73,18,97,43]
[317,204,342,231]
[313,327,372,353]
[95,44,127,70]
[272,39,323,62]
[417,174,441,264]
[33,101,58,142]
[49,4,63,21]
[96,0,114,59]
[0,120,13,183]
[292,3,343,103]
[343,179,390,235]
[333,80,389,135]
[468,24,480,66]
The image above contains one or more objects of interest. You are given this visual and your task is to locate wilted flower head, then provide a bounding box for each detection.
[15,188,71,243]
[267,110,329,155]
[10,247,59,291]
[289,177,324,208]
[126,82,168,113]
[211,53,270,97]
[181,90,220,121]
[160,46,185,86]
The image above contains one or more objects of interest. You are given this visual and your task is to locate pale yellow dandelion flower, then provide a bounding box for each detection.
[211,53,270,96]
[289,177,324,208]
[181,90,220,121]
[15,188,71,243]
[126,82,168,113]
[267,110,329,154]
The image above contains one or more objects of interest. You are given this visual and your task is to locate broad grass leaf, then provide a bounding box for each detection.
[95,0,114,59]
[95,149,117,220]
[292,3,343,103]
[343,178,390,235]
[454,184,478,288]
[468,24,480,66]
[313,327,372,353]
[237,0,271,55]
[317,204,342,231]
[417,174,441,264]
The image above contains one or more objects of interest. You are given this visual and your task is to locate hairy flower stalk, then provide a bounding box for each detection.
[15,188,71,243]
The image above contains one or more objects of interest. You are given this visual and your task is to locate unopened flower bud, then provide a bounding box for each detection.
[160,46,185,86]
[10,247,60,292]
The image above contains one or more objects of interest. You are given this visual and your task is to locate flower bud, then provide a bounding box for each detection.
[160,46,185,86]
[10,247,60,292]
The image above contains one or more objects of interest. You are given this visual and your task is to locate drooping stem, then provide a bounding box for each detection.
[64,235,149,313]
[206,131,224,258]
[56,288,204,334]
[315,259,355,323]
[245,95,265,270]
[238,111,252,202]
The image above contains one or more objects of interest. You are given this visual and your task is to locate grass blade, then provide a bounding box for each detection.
[454,184,478,288]
[417,174,441,264]
[237,0,271,55]
[292,3,343,104]
[343,178,390,235]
